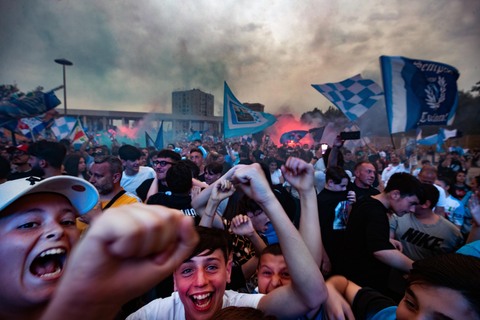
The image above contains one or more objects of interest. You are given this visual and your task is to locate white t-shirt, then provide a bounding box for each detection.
[126,290,264,320]
[433,183,447,208]
[120,166,155,195]
[270,169,283,185]
[381,164,409,186]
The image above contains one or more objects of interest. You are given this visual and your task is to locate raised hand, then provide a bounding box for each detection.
[230,214,256,237]
[281,156,315,193]
[210,179,236,202]
[43,204,198,320]
[230,163,276,207]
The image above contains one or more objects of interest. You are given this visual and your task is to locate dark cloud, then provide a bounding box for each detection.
[0,0,478,117]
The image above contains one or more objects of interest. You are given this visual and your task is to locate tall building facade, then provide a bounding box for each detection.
[172,88,214,116]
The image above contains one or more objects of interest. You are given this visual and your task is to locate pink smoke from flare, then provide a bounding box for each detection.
[116,125,139,139]
[266,115,314,146]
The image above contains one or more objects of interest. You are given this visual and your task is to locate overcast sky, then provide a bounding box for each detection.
[1,0,479,118]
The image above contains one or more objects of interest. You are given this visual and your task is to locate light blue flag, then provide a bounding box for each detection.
[51,116,77,140]
[223,82,277,138]
[312,74,383,121]
[155,120,164,150]
[380,56,459,134]
[416,128,445,153]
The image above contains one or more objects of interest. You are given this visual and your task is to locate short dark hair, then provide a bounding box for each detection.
[325,166,349,184]
[420,183,439,209]
[180,159,199,179]
[353,161,376,172]
[189,147,203,156]
[156,149,182,162]
[28,141,66,169]
[385,172,425,203]
[186,226,232,264]
[260,243,283,257]
[408,253,480,318]
[204,162,223,175]
[118,144,142,161]
[166,161,193,193]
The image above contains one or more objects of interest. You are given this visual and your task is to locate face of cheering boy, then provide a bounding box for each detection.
[0,193,80,311]
[257,253,291,294]
[173,248,232,320]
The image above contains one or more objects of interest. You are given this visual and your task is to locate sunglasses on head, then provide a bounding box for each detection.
[153,160,174,167]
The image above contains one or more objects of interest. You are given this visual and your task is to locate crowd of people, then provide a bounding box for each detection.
[0,134,479,320]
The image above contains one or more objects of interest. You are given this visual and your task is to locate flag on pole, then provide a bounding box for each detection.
[308,122,338,146]
[223,82,277,138]
[18,117,50,139]
[380,56,460,134]
[279,130,308,144]
[0,87,61,123]
[69,119,88,145]
[155,120,164,150]
[311,74,383,121]
[145,132,156,149]
[51,116,77,140]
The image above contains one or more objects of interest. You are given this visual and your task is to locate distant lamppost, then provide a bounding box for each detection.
[54,58,73,115]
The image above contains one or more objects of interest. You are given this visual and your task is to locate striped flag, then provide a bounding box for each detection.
[312,74,383,121]
[223,82,277,138]
[69,119,88,145]
[380,56,459,134]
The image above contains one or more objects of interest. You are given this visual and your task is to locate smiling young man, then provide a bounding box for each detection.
[135,149,181,202]
[118,144,155,196]
[0,175,98,320]
[128,163,327,320]
[338,172,424,299]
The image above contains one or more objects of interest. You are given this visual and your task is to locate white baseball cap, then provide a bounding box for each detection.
[0,176,99,215]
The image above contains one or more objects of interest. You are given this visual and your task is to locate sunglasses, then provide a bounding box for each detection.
[153,160,174,167]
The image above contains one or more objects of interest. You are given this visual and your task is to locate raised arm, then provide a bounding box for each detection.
[192,166,238,214]
[281,156,322,266]
[41,204,198,320]
[230,214,267,279]
[231,164,327,318]
[199,179,235,229]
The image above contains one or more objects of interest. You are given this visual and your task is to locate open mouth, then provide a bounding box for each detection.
[190,292,213,311]
[30,248,66,279]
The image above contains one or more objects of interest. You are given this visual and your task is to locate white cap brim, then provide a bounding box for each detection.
[0,176,99,215]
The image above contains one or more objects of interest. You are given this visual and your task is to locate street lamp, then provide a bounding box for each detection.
[54,58,73,115]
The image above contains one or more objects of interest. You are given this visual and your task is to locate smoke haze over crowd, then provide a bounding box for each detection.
[1,0,479,117]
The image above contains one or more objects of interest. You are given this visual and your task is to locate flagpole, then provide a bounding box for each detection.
[390,134,396,150]
[29,126,36,143]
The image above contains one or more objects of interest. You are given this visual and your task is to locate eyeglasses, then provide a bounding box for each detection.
[153,160,174,167]
[93,152,105,157]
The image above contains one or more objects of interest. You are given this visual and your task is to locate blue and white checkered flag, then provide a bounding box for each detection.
[51,116,77,140]
[312,74,383,121]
